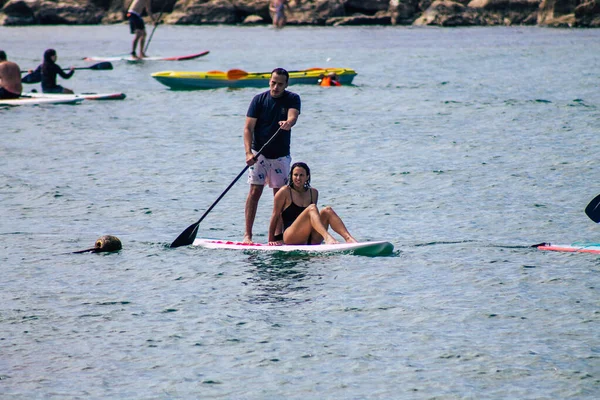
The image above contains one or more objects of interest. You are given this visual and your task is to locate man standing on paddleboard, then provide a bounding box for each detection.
[127,0,157,59]
[0,50,22,99]
[243,68,301,244]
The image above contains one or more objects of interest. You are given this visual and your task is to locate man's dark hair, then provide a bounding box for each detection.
[0,50,7,61]
[271,67,289,83]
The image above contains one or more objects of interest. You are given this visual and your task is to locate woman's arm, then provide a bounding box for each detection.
[268,189,288,244]
[55,64,74,79]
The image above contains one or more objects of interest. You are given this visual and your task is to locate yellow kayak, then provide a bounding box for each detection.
[151,68,357,90]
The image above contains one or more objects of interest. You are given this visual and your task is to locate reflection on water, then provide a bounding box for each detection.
[242,253,317,304]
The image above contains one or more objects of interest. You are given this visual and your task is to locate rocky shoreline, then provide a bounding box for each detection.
[1,0,598,28]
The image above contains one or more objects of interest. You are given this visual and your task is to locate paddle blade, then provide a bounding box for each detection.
[22,72,41,84]
[89,61,113,70]
[227,69,249,80]
[170,221,200,248]
[585,194,600,223]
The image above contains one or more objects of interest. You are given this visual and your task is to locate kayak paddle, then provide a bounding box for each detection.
[585,193,600,222]
[21,62,113,84]
[227,67,326,80]
[20,61,113,74]
[170,127,284,248]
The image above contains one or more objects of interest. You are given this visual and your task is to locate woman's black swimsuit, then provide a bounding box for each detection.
[281,187,314,243]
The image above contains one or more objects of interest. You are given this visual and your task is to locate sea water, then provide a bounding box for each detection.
[1,25,599,398]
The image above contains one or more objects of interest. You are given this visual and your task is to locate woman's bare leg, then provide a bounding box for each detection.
[284,205,338,245]
[319,206,357,243]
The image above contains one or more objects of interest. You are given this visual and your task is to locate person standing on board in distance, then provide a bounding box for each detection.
[29,49,75,94]
[389,0,401,25]
[268,162,357,246]
[270,0,287,28]
[243,68,301,244]
[127,0,157,59]
[0,50,22,99]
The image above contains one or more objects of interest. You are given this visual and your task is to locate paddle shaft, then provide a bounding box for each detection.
[170,127,284,248]
[20,62,113,84]
[191,166,250,231]
[144,4,167,53]
[20,64,111,74]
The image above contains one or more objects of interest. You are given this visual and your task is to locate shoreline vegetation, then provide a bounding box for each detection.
[0,0,598,28]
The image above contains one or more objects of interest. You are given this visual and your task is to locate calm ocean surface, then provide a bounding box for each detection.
[1,25,599,398]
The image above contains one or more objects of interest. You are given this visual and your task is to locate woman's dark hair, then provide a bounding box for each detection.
[42,48,57,76]
[288,162,311,190]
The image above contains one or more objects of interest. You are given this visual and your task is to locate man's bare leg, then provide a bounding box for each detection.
[132,31,142,59]
[139,31,147,58]
[244,184,264,244]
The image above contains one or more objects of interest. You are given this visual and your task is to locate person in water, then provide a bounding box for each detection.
[0,50,22,99]
[318,72,341,87]
[127,0,157,59]
[29,49,75,94]
[268,162,357,246]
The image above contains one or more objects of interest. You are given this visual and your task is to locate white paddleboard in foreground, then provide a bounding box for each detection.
[193,238,394,257]
[0,95,83,106]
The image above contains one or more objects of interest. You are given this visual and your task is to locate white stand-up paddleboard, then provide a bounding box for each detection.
[83,51,210,62]
[193,238,394,257]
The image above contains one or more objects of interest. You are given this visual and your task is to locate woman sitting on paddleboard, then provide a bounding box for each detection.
[30,49,75,94]
[268,162,357,246]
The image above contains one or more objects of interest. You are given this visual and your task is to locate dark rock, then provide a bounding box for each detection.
[537,0,577,26]
[1,0,599,26]
[574,0,600,26]
[1,0,104,25]
[1,0,36,25]
[414,0,483,25]
[345,0,390,14]
[328,13,390,25]
[287,0,346,25]
[468,0,540,25]
[167,0,239,24]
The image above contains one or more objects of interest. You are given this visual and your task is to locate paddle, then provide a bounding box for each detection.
[585,194,600,223]
[20,61,113,74]
[227,67,325,80]
[170,127,284,248]
[144,4,167,54]
[21,62,113,83]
